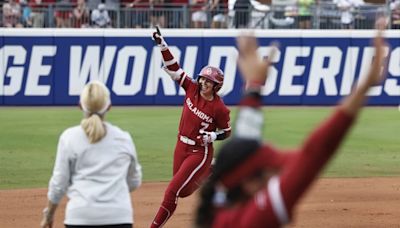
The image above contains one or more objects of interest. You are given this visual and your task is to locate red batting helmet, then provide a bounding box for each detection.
[197,66,224,92]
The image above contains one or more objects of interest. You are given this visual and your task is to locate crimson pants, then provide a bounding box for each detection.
[151,140,213,227]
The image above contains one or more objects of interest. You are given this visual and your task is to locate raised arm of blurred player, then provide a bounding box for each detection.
[235,34,296,161]
[152,30,192,90]
[235,23,387,226]
[339,18,387,117]
[280,21,387,222]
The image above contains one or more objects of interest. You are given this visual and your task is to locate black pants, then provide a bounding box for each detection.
[65,224,132,228]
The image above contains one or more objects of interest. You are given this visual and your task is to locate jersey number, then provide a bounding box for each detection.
[200,122,209,133]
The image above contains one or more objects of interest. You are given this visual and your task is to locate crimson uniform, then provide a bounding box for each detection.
[212,94,354,228]
[151,35,231,227]
[172,72,231,192]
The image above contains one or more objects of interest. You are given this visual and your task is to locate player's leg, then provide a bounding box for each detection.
[150,141,186,227]
[151,146,212,227]
[178,146,214,197]
[172,140,187,175]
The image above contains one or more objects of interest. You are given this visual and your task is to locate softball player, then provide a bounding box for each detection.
[150,29,231,227]
[40,81,142,228]
[195,20,387,228]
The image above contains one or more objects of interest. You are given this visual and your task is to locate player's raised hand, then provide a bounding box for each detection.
[152,26,168,50]
[236,34,278,87]
[339,17,388,116]
[363,17,387,87]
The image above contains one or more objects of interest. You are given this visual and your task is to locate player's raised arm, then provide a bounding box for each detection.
[152,27,189,86]
[236,34,276,90]
[277,19,388,218]
[237,34,278,105]
[339,18,387,116]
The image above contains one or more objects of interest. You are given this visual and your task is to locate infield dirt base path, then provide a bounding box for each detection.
[1,177,400,228]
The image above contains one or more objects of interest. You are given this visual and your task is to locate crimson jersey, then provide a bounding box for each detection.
[177,75,230,142]
[212,109,354,228]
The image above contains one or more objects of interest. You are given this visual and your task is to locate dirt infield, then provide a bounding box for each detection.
[1,177,400,228]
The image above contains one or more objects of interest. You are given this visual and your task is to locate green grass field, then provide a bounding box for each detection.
[0,106,398,190]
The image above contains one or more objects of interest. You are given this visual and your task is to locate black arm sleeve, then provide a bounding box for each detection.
[216,130,231,140]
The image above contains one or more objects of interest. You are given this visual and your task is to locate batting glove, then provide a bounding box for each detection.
[197,131,217,145]
[152,32,168,50]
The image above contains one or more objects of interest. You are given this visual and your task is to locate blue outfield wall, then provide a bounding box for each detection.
[0,29,399,106]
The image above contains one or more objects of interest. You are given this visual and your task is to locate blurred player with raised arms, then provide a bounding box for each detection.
[150,28,231,227]
[195,19,387,228]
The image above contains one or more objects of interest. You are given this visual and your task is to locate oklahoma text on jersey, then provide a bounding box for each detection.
[185,97,213,124]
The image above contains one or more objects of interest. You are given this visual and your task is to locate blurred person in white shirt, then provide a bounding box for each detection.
[91,3,111,27]
[40,81,142,228]
[2,0,23,27]
[334,0,364,29]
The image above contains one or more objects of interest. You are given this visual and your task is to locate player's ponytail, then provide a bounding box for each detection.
[80,81,111,144]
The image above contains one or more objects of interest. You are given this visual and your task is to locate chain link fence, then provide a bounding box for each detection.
[0,1,397,29]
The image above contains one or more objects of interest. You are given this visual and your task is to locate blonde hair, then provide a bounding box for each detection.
[80,81,111,144]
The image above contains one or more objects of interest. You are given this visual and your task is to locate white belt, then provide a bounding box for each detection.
[179,135,196,145]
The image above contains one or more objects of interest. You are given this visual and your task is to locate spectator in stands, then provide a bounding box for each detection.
[87,0,119,27]
[124,0,150,28]
[390,0,400,29]
[209,0,228,28]
[334,0,364,29]
[233,0,251,28]
[105,0,120,27]
[72,0,90,27]
[20,0,33,27]
[268,0,296,29]
[30,0,47,27]
[297,0,314,29]
[54,0,73,28]
[3,0,23,28]
[191,0,208,28]
[169,0,188,28]
[91,3,111,27]
[150,0,166,28]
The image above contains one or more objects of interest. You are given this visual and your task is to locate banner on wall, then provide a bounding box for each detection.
[0,29,399,105]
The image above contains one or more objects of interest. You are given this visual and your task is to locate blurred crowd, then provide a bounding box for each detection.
[1,0,399,29]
